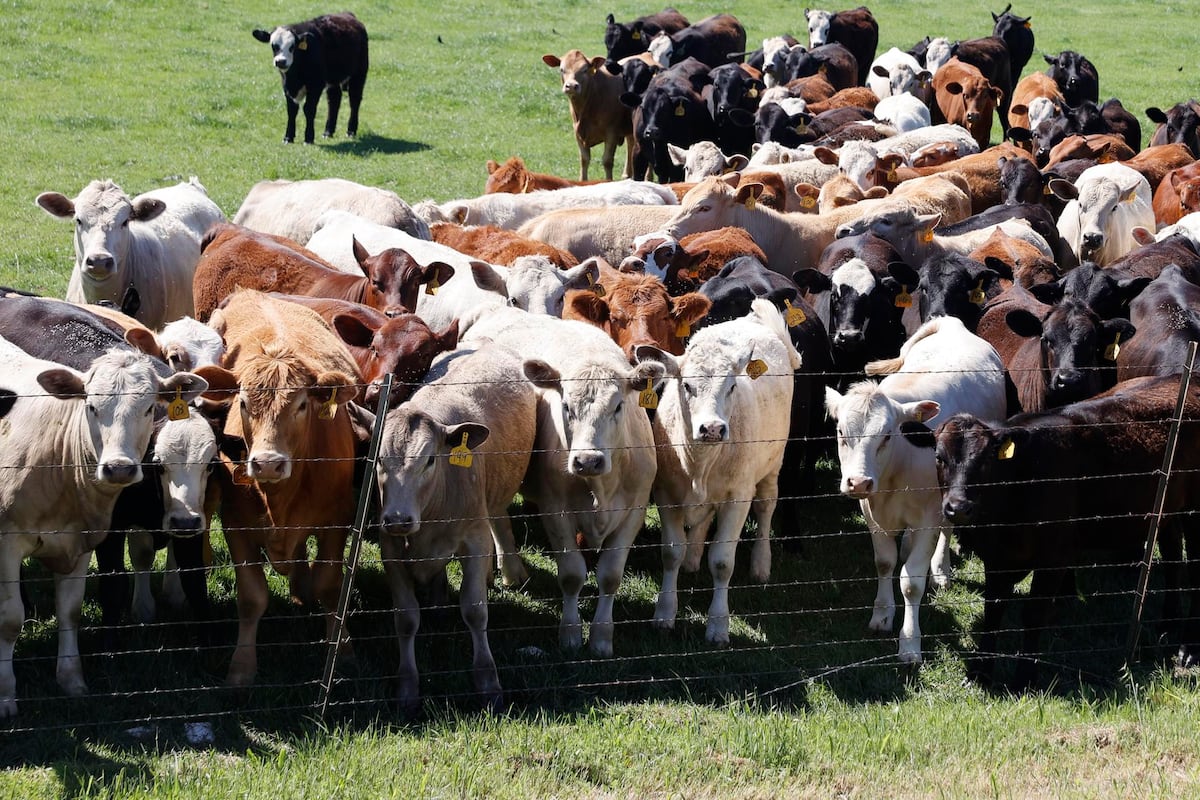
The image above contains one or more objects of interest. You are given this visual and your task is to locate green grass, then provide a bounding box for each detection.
[5,0,1200,796]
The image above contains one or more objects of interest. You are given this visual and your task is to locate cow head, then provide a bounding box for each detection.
[805,9,833,47]
[37,181,166,285]
[819,258,905,355]
[604,15,650,64]
[377,409,490,535]
[1028,260,1150,318]
[332,312,458,406]
[902,253,1009,328]
[665,174,761,240]
[252,26,313,73]
[1146,101,1200,154]
[36,349,208,488]
[153,409,220,535]
[353,240,454,317]
[1051,174,1142,264]
[825,381,940,499]
[1043,50,1098,107]
[567,274,712,360]
[470,257,600,317]
[543,50,606,98]
[935,413,1017,523]
[523,357,664,477]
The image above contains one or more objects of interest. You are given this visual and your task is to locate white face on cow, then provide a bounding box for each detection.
[806,9,833,47]
[154,411,218,533]
[506,257,590,317]
[268,27,298,71]
[925,38,953,74]
[648,32,673,66]
[1073,178,1125,260]
[376,411,440,535]
[838,141,883,192]
[628,232,679,280]
[825,383,938,500]
[664,178,739,240]
[678,348,745,443]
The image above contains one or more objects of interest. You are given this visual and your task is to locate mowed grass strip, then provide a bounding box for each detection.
[3,0,1200,796]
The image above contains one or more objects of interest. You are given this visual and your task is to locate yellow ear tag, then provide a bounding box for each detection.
[895,287,913,309]
[675,102,685,117]
[748,88,758,99]
[233,449,255,486]
[793,124,808,135]
[448,432,474,468]
[297,39,308,51]
[1043,183,1053,196]
[746,359,768,380]
[969,278,986,306]
[913,408,924,423]
[800,194,817,209]
[886,168,898,182]
[675,319,691,338]
[319,397,338,420]
[1104,332,1122,362]
[744,195,757,211]
[168,387,189,421]
[920,228,934,244]
[1022,20,1032,29]
[632,30,642,41]
[638,377,659,410]
[784,299,806,327]
[588,272,606,297]
[425,276,439,296]
[998,437,1016,460]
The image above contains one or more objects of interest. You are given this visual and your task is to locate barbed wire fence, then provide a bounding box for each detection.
[2,358,1199,741]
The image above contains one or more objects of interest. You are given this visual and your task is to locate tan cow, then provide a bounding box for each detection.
[932,59,1004,151]
[542,50,635,180]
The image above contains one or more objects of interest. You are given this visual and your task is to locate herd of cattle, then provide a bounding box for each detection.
[5,4,1200,717]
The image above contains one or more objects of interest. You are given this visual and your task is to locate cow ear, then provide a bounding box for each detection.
[864,186,890,200]
[620,92,641,108]
[564,290,610,326]
[542,54,561,68]
[1146,107,1167,124]
[901,400,941,424]
[35,192,75,219]
[122,327,163,360]
[628,357,666,394]
[158,371,210,405]
[1007,126,1032,143]
[1120,185,1139,204]
[887,261,921,287]
[606,13,615,24]
[727,154,750,172]
[1048,178,1078,200]
[469,260,508,296]
[351,237,371,272]
[1102,318,1137,345]
[720,171,742,189]
[735,182,764,206]
[671,292,712,326]
[37,368,85,400]
[824,385,845,421]
[667,143,689,166]
[423,261,455,289]
[813,146,839,165]
[792,268,831,292]
[131,197,166,223]
[590,56,607,73]
[447,203,469,225]
[991,86,1005,104]
[1130,226,1156,246]
[0,389,15,420]
[523,359,562,392]
[443,421,490,451]
[634,345,679,383]
[1043,54,1056,65]
[192,364,240,401]
[871,64,889,78]
[312,371,359,407]
[1005,308,1044,338]
[1009,104,1029,117]
[1027,281,1063,305]
[486,159,499,174]
[1117,276,1152,301]
[981,257,1014,282]
[794,182,820,211]
[332,313,377,348]
[899,421,935,448]
[252,28,271,43]
[565,257,603,291]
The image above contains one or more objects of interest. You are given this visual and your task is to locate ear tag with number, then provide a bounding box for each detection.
[319,397,338,420]
[886,168,898,182]
[998,437,1016,460]
[674,102,685,117]
[675,319,691,338]
[1104,332,1122,362]
[448,432,474,468]
[913,407,924,423]
[168,387,189,421]
[233,449,255,486]
[969,278,987,306]
[800,194,817,209]
[920,228,934,244]
[587,271,606,297]
[895,286,913,308]
[425,276,439,296]
[784,299,806,327]
[638,377,659,410]
[744,195,757,211]
[746,359,768,380]
[748,87,758,99]
[297,39,308,51]
[632,30,642,41]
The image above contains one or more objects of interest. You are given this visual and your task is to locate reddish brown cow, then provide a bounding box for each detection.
[1152,160,1200,226]
[931,59,1004,151]
[203,290,361,687]
[483,156,601,194]
[967,228,1061,289]
[270,294,459,405]
[564,266,711,360]
[803,86,880,115]
[429,221,580,269]
[1007,72,1063,134]
[910,142,967,168]
[895,143,1035,214]
[619,227,768,295]
[193,223,452,322]
[1042,134,1134,168]
[1117,143,1194,194]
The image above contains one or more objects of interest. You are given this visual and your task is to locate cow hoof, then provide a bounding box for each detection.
[868,614,894,633]
[0,698,15,718]
[282,137,294,144]
[705,621,730,647]
[588,639,614,659]
[650,616,676,633]
[897,649,923,665]
[480,690,504,713]
[323,131,334,138]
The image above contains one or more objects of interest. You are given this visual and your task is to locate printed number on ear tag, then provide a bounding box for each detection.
[895,288,913,309]
[1104,332,1122,362]
[425,277,439,296]
[784,299,806,327]
[168,387,189,421]
[632,30,642,41]
[319,398,338,420]
[746,359,768,380]
[449,432,474,468]
[638,378,659,410]
[800,195,816,209]
[744,195,756,211]
[998,438,1016,460]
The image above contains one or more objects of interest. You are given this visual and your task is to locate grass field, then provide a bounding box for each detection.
[4,0,1200,796]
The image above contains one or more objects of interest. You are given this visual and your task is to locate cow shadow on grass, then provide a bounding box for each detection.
[321,133,431,157]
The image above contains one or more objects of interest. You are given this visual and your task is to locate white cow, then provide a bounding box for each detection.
[667,141,748,182]
[873,92,932,133]
[462,308,663,656]
[36,178,225,330]
[376,343,537,712]
[411,180,678,230]
[0,339,207,716]
[1053,162,1155,266]
[637,299,802,644]
[823,316,1006,663]
[866,48,931,100]
[233,177,430,243]
[157,316,226,372]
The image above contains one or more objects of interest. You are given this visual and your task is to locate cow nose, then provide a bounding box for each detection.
[169,514,204,535]
[843,476,874,499]
[563,83,579,94]
[274,58,288,69]
[248,453,290,482]
[571,450,607,476]
[84,254,115,276]
[619,256,647,273]
[966,112,979,122]
[382,510,419,535]
[1082,232,1104,249]
[832,330,865,350]
[383,306,406,318]
[697,420,727,442]
[943,496,976,522]
[1053,370,1082,390]
[99,459,141,486]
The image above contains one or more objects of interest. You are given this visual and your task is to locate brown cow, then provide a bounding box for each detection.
[203,289,361,687]
[803,86,880,115]
[619,227,768,294]
[429,221,580,269]
[1007,72,1063,134]
[269,294,459,405]
[931,59,1004,151]
[1043,134,1134,168]
[192,222,452,322]
[542,51,634,180]
[967,228,1061,289]
[1152,160,1200,226]
[483,156,601,194]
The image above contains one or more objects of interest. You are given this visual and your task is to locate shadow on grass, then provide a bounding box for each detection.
[322,133,431,157]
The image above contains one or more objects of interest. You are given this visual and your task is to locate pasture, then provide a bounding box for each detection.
[3,0,1200,797]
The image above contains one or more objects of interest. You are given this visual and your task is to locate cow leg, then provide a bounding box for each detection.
[314,531,352,667]
[749,474,780,583]
[929,529,953,589]
[544,518,587,651]
[0,551,24,717]
[380,537,421,714]
[621,133,635,180]
[682,508,717,573]
[129,530,157,624]
[172,534,211,626]
[601,136,619,181]
[302,91,321,144]
[1179,522,1200,666]
[459,530,501,710]
[93,529,129,645]
[161,539,187,610]
[490,513,527,588]
[866,511,898,633]
[652,502,690,631]
[323,84,342,138]
[53,555,90,698]
[226,535,268,687]
[589,511,644,657]
[284,95,300,144]
[1013,567,1070,690]
[970,568,1018,685]
[346,73,365,137]
[576,136,591,182]
[706,500,753,646]
[897,523,939,664]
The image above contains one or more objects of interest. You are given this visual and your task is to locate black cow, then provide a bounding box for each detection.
[252,12,369,144]
[1116,264,1200,381]
[706,63,764,156]
[935,376,1200,687]
[804,6,879,85]
[998,155,1069,218]
[623,58,716,182]
[783,43,859,92]
[662,14,747,69]
[888,253,1008,333]
[1028,99,1110,165]
[1044,50,1100,107]
[1146,100,1200,156]
[990,4,1034,78]
[950,36,1014,136]
[604,8,690,68]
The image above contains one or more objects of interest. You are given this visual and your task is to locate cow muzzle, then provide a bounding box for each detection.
[841,475,875,500]
[98,458,142,487]
[381,510,421,536]
[942,494,976,522]
[168,513,205,536]
[274,58,290,71]
[1080,232,1104,256]
[247,451,292,482]
[570,450,609,477]
[832,329,865,352]
[83,254,116,280]
[695,420,728,443]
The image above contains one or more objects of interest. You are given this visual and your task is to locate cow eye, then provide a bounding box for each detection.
[614,401,623,415]
[75,219,82,227]
[144,404,153,416]
[877,434,890,452]
[86,404,97,416]
[683,382,696,398]
[298,399,308,412]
